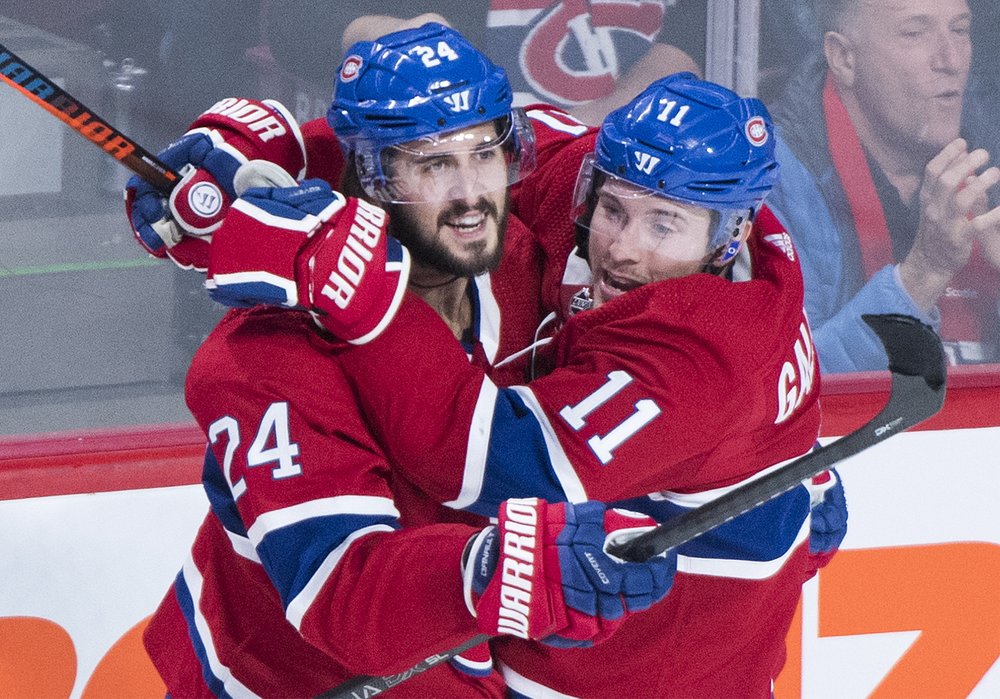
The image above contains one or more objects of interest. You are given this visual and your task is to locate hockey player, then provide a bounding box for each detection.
[210,73,846,697]
[130,24,678,697]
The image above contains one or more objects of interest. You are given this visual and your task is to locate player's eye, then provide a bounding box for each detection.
[419,157,455,175]
[597,199,625,223]
[474,147,499,163]
[649,223,674,238]
[648,217,681,238]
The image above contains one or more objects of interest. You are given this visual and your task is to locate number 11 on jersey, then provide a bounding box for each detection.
[559,370,662,465]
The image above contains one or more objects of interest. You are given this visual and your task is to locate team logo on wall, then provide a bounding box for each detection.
[492,0,665,104]
[340,55,363,82]
[745,116,769,147]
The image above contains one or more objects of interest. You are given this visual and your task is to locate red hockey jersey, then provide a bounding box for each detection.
[144,309,509,697]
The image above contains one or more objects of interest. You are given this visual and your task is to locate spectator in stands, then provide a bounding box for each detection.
[766,0,1000,372]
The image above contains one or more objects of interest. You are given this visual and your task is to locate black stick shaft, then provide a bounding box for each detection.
[0,42,179,193]
[615,314,946,561]
[317,634,491,699]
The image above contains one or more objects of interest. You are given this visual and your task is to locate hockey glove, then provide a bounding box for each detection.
[125,97,306,271]
[808,469,848,564]
[207,178,410,345]
[464,498,677,649]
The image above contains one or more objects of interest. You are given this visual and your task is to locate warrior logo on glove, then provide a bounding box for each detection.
[465,497,677,648]
[187,180,224,218]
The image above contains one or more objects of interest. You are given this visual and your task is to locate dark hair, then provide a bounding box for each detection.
[337,154,367,201]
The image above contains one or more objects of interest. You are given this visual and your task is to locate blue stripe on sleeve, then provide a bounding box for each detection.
[174,571,233,699]
[256,513,400,607]
[464,387,567,517]
[201,447,249,539]
[614,485,811,562]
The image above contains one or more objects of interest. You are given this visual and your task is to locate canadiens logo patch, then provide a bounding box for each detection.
[745,116,769,147]
[764,232,795,261]
[340,55,362,82]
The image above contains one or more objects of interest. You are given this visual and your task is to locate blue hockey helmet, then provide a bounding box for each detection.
[573,72,779,268]
[328,23,536,203]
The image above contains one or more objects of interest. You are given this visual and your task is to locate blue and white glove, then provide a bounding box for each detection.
[464,498,677,649]
[808,468,848,557]
[125,97,305,271]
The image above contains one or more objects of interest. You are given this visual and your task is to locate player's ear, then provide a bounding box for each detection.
[823,30,856,88]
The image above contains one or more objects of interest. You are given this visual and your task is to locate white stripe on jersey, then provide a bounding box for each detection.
[501,663,581,699]
[648,448,814,579]
[452,653,494,673]
[182,554,262,698]
[509,386,588,503]
[246,496,399,547]
[647,450,810,508]
[286,524,396,630]
[473,273,502,364]
[446,378,499,510]
[224,528,261,563]
[525,109,589,136]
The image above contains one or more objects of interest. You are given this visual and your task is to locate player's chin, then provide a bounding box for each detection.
[455,238,502,276]
[918,116,962,151]
[592,277,623,306]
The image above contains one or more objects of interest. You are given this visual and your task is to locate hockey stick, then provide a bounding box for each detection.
[0,42,179,193]
[319,313,946,699]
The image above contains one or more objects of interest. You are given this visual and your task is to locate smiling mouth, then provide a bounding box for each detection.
[444,211,488,236]
[599,270,644,297]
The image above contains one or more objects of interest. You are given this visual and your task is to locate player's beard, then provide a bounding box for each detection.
[388,192,509,277]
